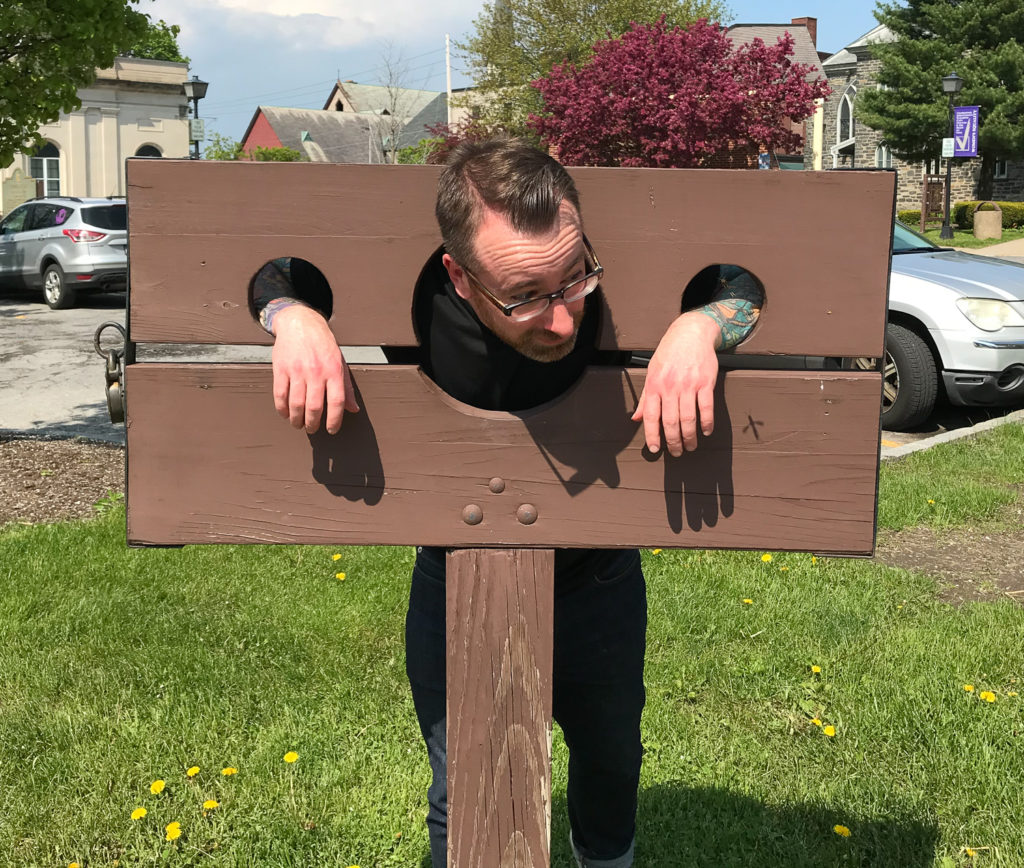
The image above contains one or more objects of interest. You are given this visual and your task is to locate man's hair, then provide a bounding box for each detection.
[435,138,581,271]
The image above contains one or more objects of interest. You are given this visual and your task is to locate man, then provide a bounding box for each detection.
[255,138,761,867]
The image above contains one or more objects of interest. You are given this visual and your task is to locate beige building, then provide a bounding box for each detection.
[1,57,191,213]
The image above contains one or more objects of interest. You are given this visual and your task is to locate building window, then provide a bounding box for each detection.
[926,158,941,176]
[839,87,856,141]
[875,143,893,169]
[29,142,60,197]
[995,157,1008,179]
[135,144,162,157]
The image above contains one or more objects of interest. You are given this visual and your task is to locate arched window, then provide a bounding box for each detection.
[838,87,856,143]
[875,143,893,169]
[30,142,60,197]
[135,144,162,157]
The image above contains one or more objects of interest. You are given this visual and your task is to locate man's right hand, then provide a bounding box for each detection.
[271,304,359,435]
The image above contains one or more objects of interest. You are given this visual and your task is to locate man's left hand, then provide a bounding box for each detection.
[631,311,721,456]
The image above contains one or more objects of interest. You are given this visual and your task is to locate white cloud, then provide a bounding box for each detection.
[148,0,480,49]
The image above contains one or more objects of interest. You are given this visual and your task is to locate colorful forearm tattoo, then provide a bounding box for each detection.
[699,269,764,350]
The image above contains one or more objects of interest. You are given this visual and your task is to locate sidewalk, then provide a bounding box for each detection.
[952,236,1024,257]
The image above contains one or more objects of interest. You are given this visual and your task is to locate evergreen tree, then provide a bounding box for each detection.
[858,0,1024,198]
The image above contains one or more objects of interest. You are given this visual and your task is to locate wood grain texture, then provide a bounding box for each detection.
[125,364,881,554]
[126,160,895,356]
[447,549,554,868]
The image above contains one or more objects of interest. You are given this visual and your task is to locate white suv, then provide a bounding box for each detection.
[0,197,127,309]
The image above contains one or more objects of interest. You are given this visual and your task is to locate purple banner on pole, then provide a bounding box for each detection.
[954,106,979,157]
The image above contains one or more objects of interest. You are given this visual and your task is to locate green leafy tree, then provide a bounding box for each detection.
[858,0,1024,199]
[122,17,188,63]
[203,133,303,162]
[396,137,446,164]
[0,0,165,167]
[461,0,729,132]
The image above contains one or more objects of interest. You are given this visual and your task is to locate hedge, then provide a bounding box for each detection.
[897,201,1024,230]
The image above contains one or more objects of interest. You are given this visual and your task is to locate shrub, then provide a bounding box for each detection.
[897,209,921,225]
[952,201,1024,230]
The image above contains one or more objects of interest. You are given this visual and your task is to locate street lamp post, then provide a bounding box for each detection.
[182,75,209,160]
[940,72,964,241]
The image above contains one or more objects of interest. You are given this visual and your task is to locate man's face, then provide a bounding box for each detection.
[442,201,588,363]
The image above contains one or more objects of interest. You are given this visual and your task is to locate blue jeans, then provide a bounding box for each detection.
[405,547,647,867]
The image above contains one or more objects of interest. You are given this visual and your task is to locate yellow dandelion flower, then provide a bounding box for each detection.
[221,767,237,776]
[811,665,822,674]
[336,572,346,581]
[811,556,818,564]
[927,499,935,505]
[823,725,836,737]
[150,779,166,794]
[165,821,182,841]
[131,807,147,821]
[833,824,851,838]
[811,718,822,726]
[761,553,772,562]
[897,604,904,610]
[284,751,299,763]
[967,848,977,858]
[651,548,662,555]
[186,766,200,778]
[1008,691,1019,697]
[332,553,342,561]
[70,863,80,868]
[980,691,996,703]
[742,598,753,605]
[964,684,975,693]
[203,799,219,811]
[779,565,789,571]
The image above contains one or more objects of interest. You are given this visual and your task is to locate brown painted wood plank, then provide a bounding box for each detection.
[125,364,881,553]
[447,548,554,868]
[126,160,894,356]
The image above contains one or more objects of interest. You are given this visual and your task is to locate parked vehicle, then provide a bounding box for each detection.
[0,197,127,309]
[856,221,1024,430]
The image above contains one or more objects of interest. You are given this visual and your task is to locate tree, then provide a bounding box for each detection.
[0,0,164,167]
[461,0,729,133]
[857,0,1024,199]
[122,17,188,64]
[529,18,829,168]
[203,133,303,162]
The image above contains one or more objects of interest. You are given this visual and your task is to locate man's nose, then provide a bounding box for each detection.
[543,297,575,336]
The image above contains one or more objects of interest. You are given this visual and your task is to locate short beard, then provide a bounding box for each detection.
[506,329,579,363]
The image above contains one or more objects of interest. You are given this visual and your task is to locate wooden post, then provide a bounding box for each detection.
[447,549,554,867]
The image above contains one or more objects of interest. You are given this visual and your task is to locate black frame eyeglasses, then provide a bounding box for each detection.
[460,235,604,322]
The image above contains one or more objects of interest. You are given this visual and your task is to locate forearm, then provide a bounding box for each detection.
[253,258,324,335]
[697,268,763,350]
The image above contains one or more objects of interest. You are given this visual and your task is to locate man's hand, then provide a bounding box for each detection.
[631,311,721,456]
[271,304,358,435]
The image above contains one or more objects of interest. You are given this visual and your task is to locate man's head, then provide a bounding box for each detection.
[436,138,594,363]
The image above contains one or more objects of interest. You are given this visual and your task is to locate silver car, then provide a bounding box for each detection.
[0,196,127,309]
[857,221,1024,429]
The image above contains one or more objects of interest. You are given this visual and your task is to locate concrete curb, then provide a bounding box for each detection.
[881,408,1024,461]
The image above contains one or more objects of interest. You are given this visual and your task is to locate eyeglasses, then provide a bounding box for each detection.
[460,235,604,323]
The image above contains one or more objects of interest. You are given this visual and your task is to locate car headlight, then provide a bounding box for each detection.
[956,298,1024,332]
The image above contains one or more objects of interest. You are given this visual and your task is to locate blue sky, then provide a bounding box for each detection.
[146,0,885,141]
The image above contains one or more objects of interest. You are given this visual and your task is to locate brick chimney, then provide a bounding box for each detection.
[791,16,817,47]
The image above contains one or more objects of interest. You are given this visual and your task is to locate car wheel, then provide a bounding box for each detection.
[851,323,938,430]
[42,263,75,310]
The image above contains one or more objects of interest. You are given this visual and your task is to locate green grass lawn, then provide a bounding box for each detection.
[918,225,1024,249]
[2,426,1022,867]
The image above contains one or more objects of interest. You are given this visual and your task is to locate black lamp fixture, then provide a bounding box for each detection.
[182,75,209,159]
[939,72,964,240]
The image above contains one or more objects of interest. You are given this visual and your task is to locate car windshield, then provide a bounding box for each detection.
[82,205,126,231]
[892,220,939,254]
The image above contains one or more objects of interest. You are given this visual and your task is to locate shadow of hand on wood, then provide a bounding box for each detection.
[659,379,734,533]
[307,386,385,505]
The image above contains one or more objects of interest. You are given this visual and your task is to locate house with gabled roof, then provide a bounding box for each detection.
[241,105,393,163]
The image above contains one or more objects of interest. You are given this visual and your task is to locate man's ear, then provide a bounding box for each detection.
[442,253,473,301]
